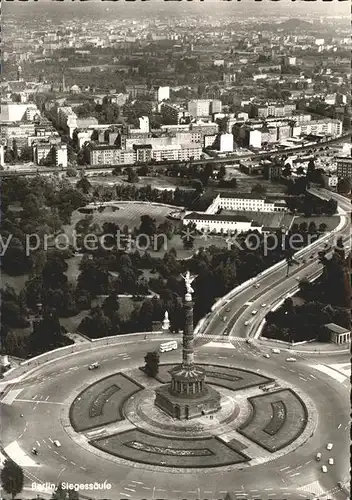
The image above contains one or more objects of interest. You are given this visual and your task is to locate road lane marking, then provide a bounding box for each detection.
[124,488,135,492]
[18,434,23,439]
[16,399,64,405]
[36,441,40,447]
[120,494,130,498]
[142,486,151,490]
[131,481,143,484]
[79,466,86,470]
[45,396,49,401]
[70,461,75,465]
[61,456,67,461]
[289,472,300,477]
[338,423,342,429]
[280,466,290,471]
[49,438,53,443]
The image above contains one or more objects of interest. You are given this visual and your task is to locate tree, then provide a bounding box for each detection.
[251,183,267,195]
[218,165,226,179]
[192,179,204,194]
[127,168,139,183]
[144,350,160,377]
[337,177,351,194]
[12,139,19,162]
[1,458,24,499]
[282,164,292,177]
[76,176,91,194]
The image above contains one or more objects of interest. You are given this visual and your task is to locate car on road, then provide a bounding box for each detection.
[225,307,231,312]
[328,458,334,465]
[310,254,315,259]
[222,316,227,322]
[261,303,267,308]
[254,283,260,288]
[286,357,297,362]
[263,354,270,358]
[251,310,258,315]
[321,465,327,473]
[272,348,281,354]
[244,320,250,326]
[295,276,300,281]
[315,452,321,461]
[326,443,333,450]
[53,440,61,447]
[223,329,229,336]
[88,362,100,370]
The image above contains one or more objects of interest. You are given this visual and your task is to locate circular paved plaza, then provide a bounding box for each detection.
[68,363,314,471]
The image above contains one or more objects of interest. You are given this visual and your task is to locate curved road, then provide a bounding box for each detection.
[0,190,350,500]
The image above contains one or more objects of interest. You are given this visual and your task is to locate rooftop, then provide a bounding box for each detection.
[184,212,251,223]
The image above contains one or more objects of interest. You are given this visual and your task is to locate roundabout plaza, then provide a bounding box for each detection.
[0,272,350,500]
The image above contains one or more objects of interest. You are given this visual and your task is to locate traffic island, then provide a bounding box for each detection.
[69,373,144,432]
[238,389,308,452]
[91,428,249,468]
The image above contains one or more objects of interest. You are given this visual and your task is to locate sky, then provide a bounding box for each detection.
[2,0,350,19]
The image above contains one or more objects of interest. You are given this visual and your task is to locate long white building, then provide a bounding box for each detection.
[183,212,261,234]
[206,194,287,214]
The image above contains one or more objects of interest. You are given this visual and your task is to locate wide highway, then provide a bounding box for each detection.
[0,190,350,500]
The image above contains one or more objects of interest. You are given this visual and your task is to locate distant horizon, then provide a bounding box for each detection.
[2,0,350,19]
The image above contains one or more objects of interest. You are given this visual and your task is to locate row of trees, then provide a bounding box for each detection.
[286,193,337,216]
[264,239,350,343]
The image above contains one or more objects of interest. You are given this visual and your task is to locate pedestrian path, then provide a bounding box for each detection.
[298,480,326,496]
[310,363,350,384]
[4,441,40,467]
[1,388,23,405]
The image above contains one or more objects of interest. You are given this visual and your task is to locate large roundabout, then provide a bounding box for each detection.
[0,334,350,500]
[1,190,350,500]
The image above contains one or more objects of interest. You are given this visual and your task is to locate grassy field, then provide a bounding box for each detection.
[67,202,176,236]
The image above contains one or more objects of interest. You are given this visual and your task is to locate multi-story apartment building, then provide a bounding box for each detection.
[89,143,201,166]
[336,156,352,179]
[293,119,342,138]
[160,102,190,125]
[187,99,222,118]
[0,102,40,122]
[34,142,67,167]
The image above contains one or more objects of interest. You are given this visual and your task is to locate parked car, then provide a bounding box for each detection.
[32,448,38,455]
[315,452,321,462]
[286,357,297,362]
[321,465,327,473]
[326,443,333,450]
[53,440,61,447]
[328,458,334,465]
[261,303,267,308]
[272,348,281,354]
